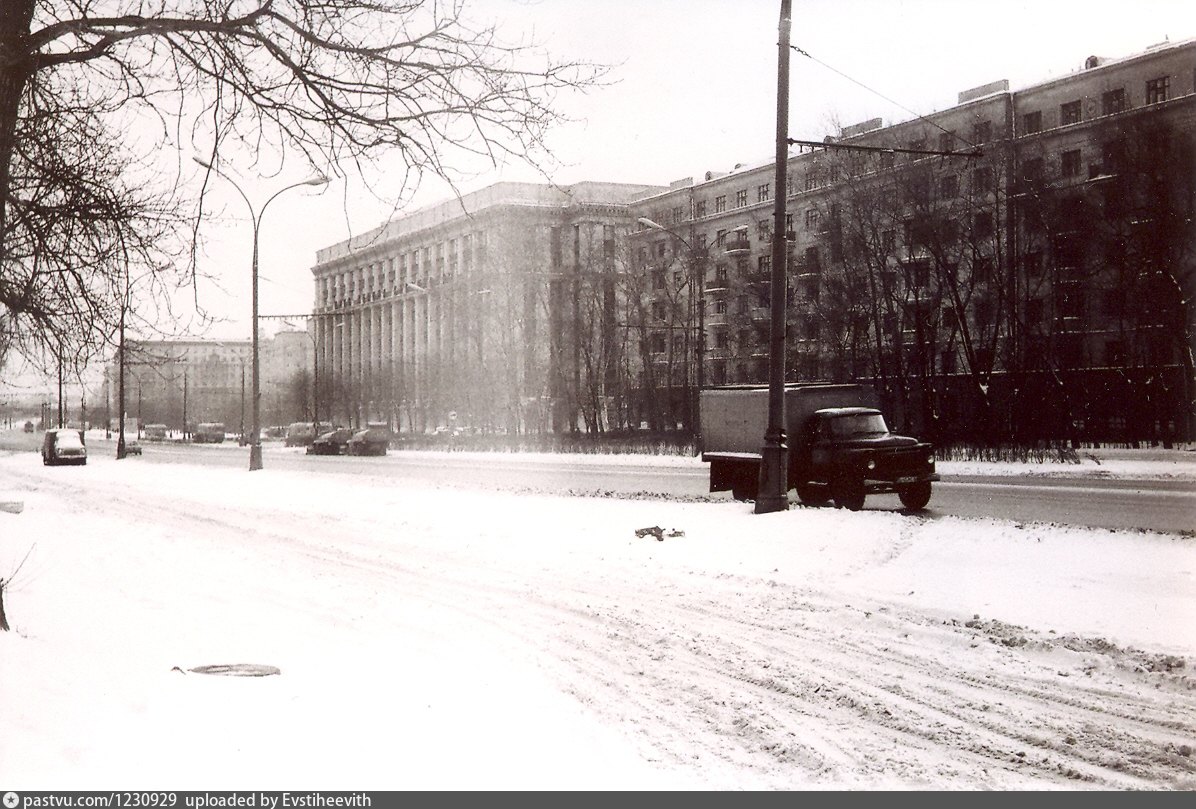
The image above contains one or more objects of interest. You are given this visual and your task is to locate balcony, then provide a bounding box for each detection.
[723,236,751,256]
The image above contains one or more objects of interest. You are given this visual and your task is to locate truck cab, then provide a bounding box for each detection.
[798,407,937,510]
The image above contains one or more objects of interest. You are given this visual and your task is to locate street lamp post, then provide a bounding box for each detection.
[193,156,328,471]
[636,217,706,441]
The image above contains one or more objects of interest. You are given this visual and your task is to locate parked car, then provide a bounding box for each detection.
[42,428,87,466]
[144,424,168,441]
[347,427,392,456]
[23,421,34,433]
[124,439,142,456]
[285,422,318,447]
[306,428,354,455]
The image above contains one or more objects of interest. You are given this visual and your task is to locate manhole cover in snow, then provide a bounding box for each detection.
[186,664,280,677]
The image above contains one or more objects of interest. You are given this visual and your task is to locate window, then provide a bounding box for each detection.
[1022,156,1044,183]
[757,220,772,241]
[758,255,771,275]
[651,301,665,319]
[715,195,727,213]
[939,174,959,198]
[1146,75,1170,104]
[694,200,707,218]
[804,208,820,231]
[879,151,895,170]
[735,189,748,208]
[972,120,992,143]
[1061,149,1082,178]
[1102,87,1127,115]
[672,206,686,223]
[882,230,896,253]
[650,333,666,353]
[938,131,955,153]
[907,137,926,161]
[652,271,664,290]
[714,299,728,315]
[1023,251,1043,276]
[1022,110,1042,134]
[716,229,727,247]
[972,166,993,194]
[757,183,770,202]
[1060,100,1082,125]
[974,212,994,238]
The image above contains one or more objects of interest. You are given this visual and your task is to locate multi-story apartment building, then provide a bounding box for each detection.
[310,180,664,433]
[626,37,1196,445]
[104,334,311,433]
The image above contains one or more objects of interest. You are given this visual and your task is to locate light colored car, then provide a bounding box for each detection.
[42,428,87,466]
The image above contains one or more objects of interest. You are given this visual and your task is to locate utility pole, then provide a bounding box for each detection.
[755,0,793,514]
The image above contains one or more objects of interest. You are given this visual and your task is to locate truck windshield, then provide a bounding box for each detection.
[830,413,889,438]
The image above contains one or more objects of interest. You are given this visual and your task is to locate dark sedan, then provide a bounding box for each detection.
[306,428,354,455]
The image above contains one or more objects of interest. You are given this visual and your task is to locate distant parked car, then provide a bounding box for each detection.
[192,422,226,444]
[285,422,318,447]
[23,421,34,433]
[144,424,168,441]
[347,427,392,456]
[124,439,142,456]
[306,428,353,455]
[42,428,87,466]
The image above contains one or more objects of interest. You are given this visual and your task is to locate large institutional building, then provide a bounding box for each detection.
[310,37,1196,445]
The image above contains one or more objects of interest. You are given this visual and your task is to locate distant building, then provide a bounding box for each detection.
[103,334,311,433]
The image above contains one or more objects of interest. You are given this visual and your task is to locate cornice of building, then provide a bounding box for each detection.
[314,180,664,270]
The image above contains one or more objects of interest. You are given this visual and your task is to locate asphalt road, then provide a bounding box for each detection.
[50,435,1196,535]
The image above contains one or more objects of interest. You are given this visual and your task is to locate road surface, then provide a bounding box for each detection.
[82,437,1196,534]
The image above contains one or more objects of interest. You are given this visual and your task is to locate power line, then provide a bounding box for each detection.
[791,44,979,151]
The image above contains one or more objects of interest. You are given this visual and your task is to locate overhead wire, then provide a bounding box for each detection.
[791,44,979,151]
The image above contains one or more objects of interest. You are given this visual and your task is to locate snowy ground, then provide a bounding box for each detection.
[0,435,1194,790]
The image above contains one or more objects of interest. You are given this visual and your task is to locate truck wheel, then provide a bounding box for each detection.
[731,483,754,502]
[832,479,866,511]
[796,484,830,507]
[898,482,932,511]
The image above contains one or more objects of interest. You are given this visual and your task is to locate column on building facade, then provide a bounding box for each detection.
[380,296,393,428]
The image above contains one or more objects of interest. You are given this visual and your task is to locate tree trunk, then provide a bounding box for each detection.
[0,1,35,265]
[0,579,10,631]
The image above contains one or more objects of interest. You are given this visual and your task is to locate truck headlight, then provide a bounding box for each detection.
[866,456,876,471]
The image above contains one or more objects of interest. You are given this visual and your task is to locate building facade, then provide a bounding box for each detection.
[104,334,312,434]
[310,38,1195,443]
[625,37,1196,445]
[310,181,664,433]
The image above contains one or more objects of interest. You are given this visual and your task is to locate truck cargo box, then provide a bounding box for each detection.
[700,383,878,457]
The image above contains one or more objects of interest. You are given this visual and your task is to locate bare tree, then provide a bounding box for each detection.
[0,1,606,372]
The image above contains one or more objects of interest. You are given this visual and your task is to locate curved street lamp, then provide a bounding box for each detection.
[193,156,328,471]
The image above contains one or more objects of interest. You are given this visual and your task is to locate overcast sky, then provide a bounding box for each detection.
[5,0,1194,393]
